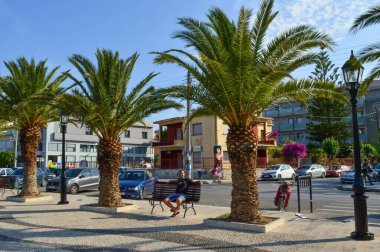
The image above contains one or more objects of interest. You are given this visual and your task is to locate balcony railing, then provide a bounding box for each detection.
[258,138,276,145]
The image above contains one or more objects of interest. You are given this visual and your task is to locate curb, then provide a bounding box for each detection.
[336,185,380,192]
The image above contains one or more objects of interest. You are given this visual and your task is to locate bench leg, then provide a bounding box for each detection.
[149,200,165,214]
[192,202,196,215]
[0,188,4,197]
[183,203,189,218]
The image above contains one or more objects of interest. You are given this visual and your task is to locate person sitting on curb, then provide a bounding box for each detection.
[163,169,202,217]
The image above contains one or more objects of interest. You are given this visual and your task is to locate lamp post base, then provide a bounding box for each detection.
[351,231,374,241]
[58,201,69,205]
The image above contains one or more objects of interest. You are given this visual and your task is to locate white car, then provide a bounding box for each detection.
[261,164,295,180]
[0,168,14,176]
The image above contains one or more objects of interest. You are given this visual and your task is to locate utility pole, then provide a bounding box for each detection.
[12,130,18,168]
[185,71,192,179]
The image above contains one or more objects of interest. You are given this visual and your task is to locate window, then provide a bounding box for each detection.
[147,147,153,154]
[66,144,76,152]
[296,117,302,123]
[288,118,294,124]
[66,155,76,162]
[48,143,62,151]
[193,152,202,163]
[38,142,43,151]
[142,132,148,139]
[135,147,147,154]
[125,130,130,138]
[122,146,134,153]
[192,123,202,135]
[223,151,229,162]
[161,126,168,139]
[80,145,97,152]
[223,124,229,135]
[176,128,182,140]
[85,127,93,135]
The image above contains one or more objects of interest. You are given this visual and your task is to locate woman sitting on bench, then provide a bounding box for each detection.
[163,169,194,217]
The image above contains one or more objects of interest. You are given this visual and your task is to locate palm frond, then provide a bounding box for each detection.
[350,4,380,33]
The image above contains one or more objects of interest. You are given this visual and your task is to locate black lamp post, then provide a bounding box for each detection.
[341,50,374,240]
[58,112,69,205]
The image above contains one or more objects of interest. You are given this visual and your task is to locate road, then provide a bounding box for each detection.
[76,177,380,221]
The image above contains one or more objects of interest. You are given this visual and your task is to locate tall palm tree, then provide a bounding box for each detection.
[60,49,181,207]
[350,4,380,93]
[0,58,67,196]
[153,0,346,222]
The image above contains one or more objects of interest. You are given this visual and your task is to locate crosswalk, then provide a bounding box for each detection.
[316,200,380,220]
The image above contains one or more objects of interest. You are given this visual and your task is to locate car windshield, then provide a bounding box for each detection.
[267,165,280,170]
[329,166,340,170]
[12,169,23,175]
[119,171,145,181]
[298,166,311,170]
[65,169,82,178]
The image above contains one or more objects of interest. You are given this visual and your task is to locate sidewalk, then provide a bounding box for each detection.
[0,192,379,251]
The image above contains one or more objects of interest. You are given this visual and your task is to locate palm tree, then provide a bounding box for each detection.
[0,58,67,196]
[153,0,346,222]
[350,4,380,93]
[60,49,181,207]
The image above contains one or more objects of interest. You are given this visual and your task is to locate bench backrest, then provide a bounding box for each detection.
[152,181,201,202]
[0,176,13,188]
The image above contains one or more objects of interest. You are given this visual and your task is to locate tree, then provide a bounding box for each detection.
[309,148,327,165]
[0,58,67,196]
[350,4,380,94]
[361,143,377,161]
[152,0,345,222]
[322,138,340,169]
[306,49,351,143]
[60,49,180,207]
[0,151,14,167]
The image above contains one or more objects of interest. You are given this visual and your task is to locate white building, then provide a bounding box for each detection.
[0,121,154,168]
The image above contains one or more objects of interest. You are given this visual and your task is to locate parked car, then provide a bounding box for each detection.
[7,168,46,188]
[0,168,14,176]
[295,164,326,178]
[39,167,56,181]
[326,165,351,177]
[372,164,380,177]
[340,167,379,184]
[119,170,157,199]
[261,164,295,180]
[46,168,100,194]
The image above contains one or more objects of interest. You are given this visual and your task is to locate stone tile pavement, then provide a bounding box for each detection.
[0,192,379,251]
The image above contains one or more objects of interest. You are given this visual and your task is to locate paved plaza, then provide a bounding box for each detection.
[1,191,380,252]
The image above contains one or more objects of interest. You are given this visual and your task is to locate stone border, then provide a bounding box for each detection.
[6,195,53,203]
[203,216,285,233]
[80,203,138,214]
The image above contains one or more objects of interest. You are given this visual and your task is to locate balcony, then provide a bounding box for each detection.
[258,138,276,146]
[152,138,184,147]
[294,122,306,130]
[263,110,279,117]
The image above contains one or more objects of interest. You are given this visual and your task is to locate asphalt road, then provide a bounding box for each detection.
[57,177,380,220]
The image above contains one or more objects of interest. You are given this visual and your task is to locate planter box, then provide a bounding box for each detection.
[203,216,285,233]
[80,203,138,214]
[7,195,53,203]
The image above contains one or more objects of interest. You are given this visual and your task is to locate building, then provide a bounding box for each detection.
[0,122,154,168]
[153,116,276,178]
[262,97,367,145]
[364,80,380,143]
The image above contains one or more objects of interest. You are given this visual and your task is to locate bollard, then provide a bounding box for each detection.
[16,177,19,195]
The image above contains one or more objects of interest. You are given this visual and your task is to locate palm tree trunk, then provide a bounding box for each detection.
[227,125,261,222]
[97,139,123,207]
[19,126,41,196]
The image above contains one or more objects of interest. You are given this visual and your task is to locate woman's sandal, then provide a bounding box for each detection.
[171,211,180,217]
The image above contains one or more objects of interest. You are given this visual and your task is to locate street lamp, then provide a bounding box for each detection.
[341,50,374,240]
[58,112,69,205]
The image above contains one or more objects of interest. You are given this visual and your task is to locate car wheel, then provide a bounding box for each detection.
[69,184,79,195]
[321,172,326,179]
[139,187,144,200]
[277,174,282,181]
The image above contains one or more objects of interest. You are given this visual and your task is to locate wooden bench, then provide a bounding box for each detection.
[149,181,202,217]
[0,176,16,197]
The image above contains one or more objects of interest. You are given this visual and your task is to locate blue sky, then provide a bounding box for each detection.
[0,0,378,123]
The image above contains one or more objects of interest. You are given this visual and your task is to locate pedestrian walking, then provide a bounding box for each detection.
[362,158,374,186]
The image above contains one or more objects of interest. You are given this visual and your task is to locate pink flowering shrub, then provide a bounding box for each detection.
[266,129,279,139]
[282,143,308,159]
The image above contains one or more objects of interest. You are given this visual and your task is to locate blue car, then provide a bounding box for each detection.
[8,168,47,188]
[340,167,379,184]
[119,170,157,199]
